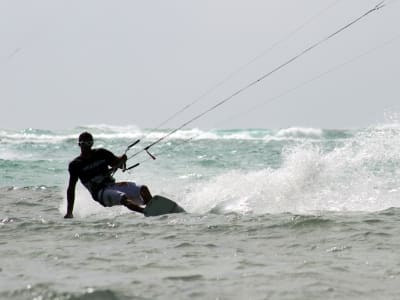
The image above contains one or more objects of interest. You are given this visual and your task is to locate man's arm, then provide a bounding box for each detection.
[110,153,127,172]
[119,154,127,170]
[65,174,78,219]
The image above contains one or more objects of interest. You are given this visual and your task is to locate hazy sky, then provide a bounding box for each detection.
[1,0,399,130]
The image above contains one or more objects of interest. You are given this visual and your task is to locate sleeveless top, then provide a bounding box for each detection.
[68,148,118,200]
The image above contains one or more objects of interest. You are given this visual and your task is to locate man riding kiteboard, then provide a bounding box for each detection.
[64,132,152,218]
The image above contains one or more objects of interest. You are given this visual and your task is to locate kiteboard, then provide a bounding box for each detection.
[143,195,185,217]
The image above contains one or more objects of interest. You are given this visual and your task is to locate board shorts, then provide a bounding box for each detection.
[97,182,144,207]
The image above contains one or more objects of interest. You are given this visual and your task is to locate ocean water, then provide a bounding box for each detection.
[1,123,400,300]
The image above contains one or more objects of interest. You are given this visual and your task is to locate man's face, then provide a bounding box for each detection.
[78,138,93,149]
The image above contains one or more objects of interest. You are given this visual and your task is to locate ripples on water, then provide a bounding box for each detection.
[1,125,400,299]
[1,187,400,299]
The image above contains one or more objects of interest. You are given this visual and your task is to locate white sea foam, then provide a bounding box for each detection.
[276,127,323,139]
[83,124,141,133]
[0,133,76,144]
[184,124,400,214]
[59,185,130,218]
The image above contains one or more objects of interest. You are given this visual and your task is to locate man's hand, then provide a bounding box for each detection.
[120,154,127,170]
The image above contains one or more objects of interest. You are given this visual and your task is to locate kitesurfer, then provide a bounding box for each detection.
[64,132,152,218]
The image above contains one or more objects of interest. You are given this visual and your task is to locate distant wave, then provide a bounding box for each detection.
[276,127,323,138]
[0,125,344,144]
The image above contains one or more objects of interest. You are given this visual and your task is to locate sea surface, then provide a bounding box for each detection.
[1,123,400,300]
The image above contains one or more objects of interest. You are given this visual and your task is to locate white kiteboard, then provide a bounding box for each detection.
[143,195,185,217]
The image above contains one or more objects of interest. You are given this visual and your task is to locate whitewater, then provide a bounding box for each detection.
[1,122,400,299]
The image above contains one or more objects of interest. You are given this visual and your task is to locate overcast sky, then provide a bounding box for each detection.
[1,0,399,130]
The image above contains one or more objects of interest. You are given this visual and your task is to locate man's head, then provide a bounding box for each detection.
[78,132,94,148]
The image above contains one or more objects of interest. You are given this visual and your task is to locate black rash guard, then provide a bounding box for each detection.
[68,148,118,200]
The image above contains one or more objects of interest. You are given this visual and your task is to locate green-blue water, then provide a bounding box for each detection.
[1,124,400,299]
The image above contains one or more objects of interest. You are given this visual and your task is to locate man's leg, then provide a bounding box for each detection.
[100,186,145,214]
[140,185,152,205]
[113,182,152,206]
[121,195,144,214]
